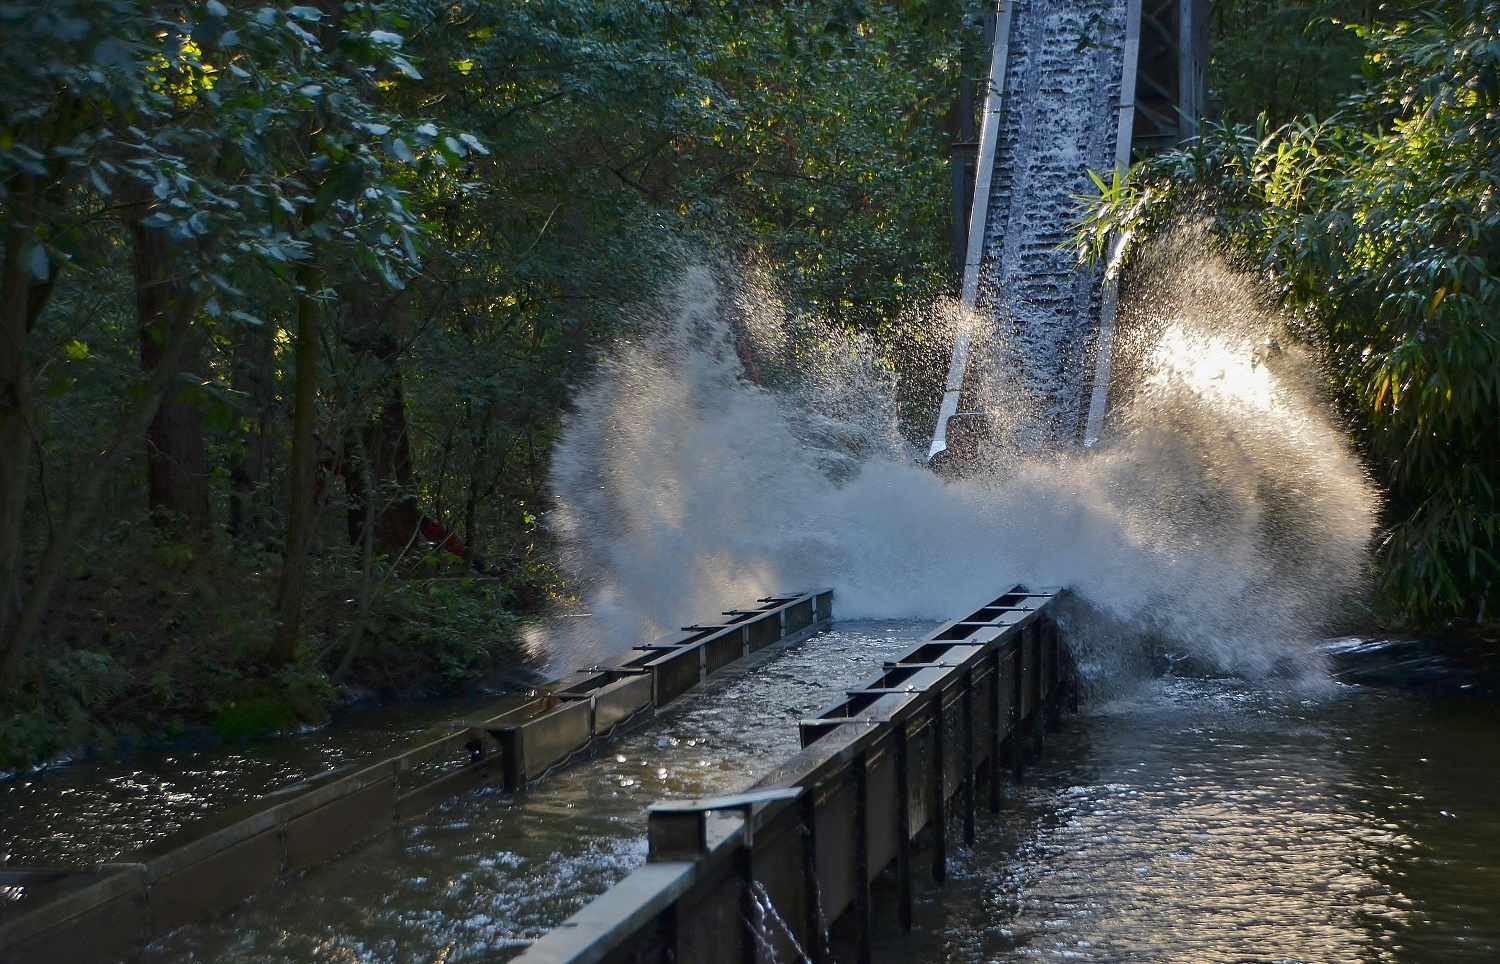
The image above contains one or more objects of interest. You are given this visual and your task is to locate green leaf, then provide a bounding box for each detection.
[27,245,49,281]
[387,137,415,164]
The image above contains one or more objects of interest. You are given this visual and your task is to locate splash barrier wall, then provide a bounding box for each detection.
[0,590,833,964]
[513,586,1071,964]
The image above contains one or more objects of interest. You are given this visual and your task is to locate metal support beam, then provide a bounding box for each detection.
[928,1,1014,462]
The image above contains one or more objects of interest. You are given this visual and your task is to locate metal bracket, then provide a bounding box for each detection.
[647,787,803,860]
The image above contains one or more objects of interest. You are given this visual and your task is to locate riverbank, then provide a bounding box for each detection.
[0,523,541,772]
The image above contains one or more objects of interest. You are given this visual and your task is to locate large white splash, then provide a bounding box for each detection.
[544,239,1376,681]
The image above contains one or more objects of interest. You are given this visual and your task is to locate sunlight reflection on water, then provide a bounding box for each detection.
[140,622,929,962]
[883,675,1500,963]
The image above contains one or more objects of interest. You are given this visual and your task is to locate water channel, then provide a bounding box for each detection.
[5,622,927,960]
[7,623,1498,962]
[888,667,1500,963]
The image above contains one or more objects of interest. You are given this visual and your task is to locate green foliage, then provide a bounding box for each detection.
[673,0,974,328]
[0,520,524,765]
[1083,0,1500,627]
[3,0,976,762]
[210,691,300,742]
[0,649,130,769]
[1208,0,1385,124]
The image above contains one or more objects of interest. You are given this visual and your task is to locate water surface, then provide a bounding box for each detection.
[888,675,1500,963]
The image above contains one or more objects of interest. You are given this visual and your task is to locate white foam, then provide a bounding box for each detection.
[542,243,1375,683]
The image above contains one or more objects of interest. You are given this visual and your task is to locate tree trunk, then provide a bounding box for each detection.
[0,215,41,672]
[1,284,202,685]
[129,191,209,528]
[342,287,421,561]
[268,255,322,667]
[229,318,277,539]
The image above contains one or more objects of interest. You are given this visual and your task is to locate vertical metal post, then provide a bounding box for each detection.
[1028,623,1045,760]
[1084,0,1143,448]
[1011,637,1025,780]
[738,844,757,964]
[962,671,976,847]
[894,724,913,931]
[800,793,829,964]
[1044,616,1063,733]
[927,0,1015,462]
[931,696,947,886]
[852,755,872,964]
[1178,0,1207,139]
[659,903,680,964]
[989,646,1003,812]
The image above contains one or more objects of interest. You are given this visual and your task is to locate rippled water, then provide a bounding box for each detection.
[885,674,1500,963]
[140,622,929,962]
[11,627,1500,963]
[1,697,503,866]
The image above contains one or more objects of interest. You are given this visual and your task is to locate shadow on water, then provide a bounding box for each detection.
[0,695,508,867]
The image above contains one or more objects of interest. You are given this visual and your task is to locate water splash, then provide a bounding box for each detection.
[543,238,1375,682]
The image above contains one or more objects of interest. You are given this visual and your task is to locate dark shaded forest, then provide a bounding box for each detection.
[0,0,980,766]
[4,0,1491,767]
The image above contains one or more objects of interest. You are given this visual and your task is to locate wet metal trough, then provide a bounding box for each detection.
[513,586,1071,964]
[0,590,833,964]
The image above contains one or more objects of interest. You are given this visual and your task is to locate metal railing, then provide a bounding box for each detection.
[0,590,834,964]
[513,586,1072,964]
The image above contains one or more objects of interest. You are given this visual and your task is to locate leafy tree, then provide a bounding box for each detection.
[1,0,982,761]
[1208,0,1383,123]
[1082,0,1500,627]
[1,0,438,681]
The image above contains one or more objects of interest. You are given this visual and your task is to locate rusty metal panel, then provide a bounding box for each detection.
[599,910,675,964]
[650,646,704,704]
[972,663,998,762]
[520,698,595,780]
[149,829,282,933]
[3,888,146,964]
[813,780,857,920]
[396,762,490,819]
[746,612,783,652]
[905,717,934,836]
[1028,624,1044,716]
[865,746,898,876]
[997,641,1019,738]
[702,627,747,675]
[1019,626,1038,721]
[593,673,655,732]
[784,598,815,635]
[674,875,742,964]
[1042,617,1060,697]
[750,823,810,963]
[284,777,398,873]
[942,689,965,800]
